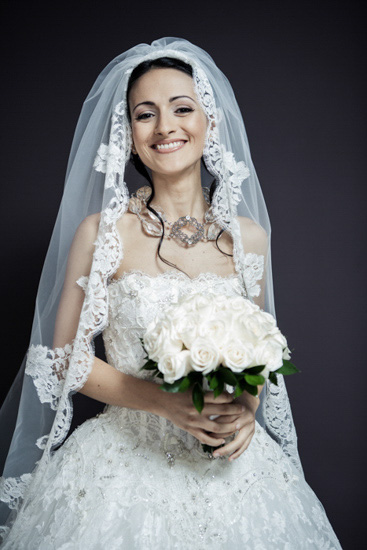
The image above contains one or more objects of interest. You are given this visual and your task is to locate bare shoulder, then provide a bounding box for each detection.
[237,216,268,254]
[77,212,101,235]
[116,211,141,233]
[116,211,146,249]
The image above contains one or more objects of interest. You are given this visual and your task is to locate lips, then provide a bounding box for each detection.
[151,140,187,153]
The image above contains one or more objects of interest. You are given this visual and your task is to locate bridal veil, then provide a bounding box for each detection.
[0,37,303,532]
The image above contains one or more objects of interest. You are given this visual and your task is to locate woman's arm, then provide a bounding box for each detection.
[81,355,245,447]
[53,215,245,448]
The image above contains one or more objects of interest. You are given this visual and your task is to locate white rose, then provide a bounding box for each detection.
[179,293,210,312]
[230,295,257,314]
[222,341,255,373]
[268,329,288,349]
[255,341,283,372]
[144,320,182,362]
[198,318,230,350]
[158,350,192,384]
[282,346,291,360]
[165,299,192,321]
[235,310,276,344]
[212,294,231,313]
[190,338,221,375]
[172,313,199,349]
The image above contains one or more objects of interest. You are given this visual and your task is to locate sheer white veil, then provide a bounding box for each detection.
[0,37,303,533]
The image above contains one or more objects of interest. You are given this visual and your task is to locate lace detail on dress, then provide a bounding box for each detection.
[103,269,245,380]
[1,408,341,549]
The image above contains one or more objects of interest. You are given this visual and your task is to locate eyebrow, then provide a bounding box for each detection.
[132,95,196,113]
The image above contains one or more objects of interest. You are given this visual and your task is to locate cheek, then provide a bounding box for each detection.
[188,114,208,142]
[131,123,150,147]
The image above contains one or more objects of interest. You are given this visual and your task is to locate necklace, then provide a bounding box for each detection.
[128,186,222,247]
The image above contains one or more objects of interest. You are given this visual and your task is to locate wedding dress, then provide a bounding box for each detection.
[1,268,342,550]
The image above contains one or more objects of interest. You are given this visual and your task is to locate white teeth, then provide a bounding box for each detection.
[155,141,184,150]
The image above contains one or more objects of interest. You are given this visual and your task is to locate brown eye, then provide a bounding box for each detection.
[176,107,194,114]
[136,113,154,120]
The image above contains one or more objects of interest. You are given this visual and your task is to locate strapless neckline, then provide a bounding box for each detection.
[108,269,241,288]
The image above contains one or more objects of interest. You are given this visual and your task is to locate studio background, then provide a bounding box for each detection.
[0,2,365,548]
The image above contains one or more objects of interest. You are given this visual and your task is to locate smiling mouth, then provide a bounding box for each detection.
[151,140,187,153]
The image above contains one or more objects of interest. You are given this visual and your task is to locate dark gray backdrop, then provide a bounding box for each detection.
[0,1,365,548]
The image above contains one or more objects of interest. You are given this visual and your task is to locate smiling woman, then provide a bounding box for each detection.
[0,38,342,549]
[130,69,207,175]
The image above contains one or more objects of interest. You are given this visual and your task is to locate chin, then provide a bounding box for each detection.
[148,158,202,178]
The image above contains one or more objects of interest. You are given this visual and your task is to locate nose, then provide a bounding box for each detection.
[154,110,176,136]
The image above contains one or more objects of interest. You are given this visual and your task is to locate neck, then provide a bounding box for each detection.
[150,163,207,221]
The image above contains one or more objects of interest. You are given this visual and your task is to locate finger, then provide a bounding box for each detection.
[205,417,243,434]
[228,432,254,461]
[194,430,226,447]
[209,431,234,439]
[204,392,234,404]
[212,414,242,424]
[213,428,253,458]
[203,403,245,417]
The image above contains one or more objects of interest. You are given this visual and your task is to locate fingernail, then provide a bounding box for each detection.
[235,423,240,430]
[241,406,245,411]
[213,452,219,458]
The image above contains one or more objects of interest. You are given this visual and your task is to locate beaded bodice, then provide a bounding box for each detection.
[102,269,246,379]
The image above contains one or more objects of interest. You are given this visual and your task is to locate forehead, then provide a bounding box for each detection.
[128,68,196,104]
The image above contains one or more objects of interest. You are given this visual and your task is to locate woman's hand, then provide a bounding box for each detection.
[160,390,246,448]
[208,393,260,461]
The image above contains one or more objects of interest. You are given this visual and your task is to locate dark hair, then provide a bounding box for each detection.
[126,57,231,273]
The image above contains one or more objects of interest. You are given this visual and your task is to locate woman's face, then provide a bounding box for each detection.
[128,68,208,177]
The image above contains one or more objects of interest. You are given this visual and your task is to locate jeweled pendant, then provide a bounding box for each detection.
[170,216,205,247]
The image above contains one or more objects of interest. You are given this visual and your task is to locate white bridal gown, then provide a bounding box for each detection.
[1,270,342,549]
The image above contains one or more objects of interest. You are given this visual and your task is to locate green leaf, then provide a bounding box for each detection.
[234,384,244,398]
[242,381,258,396]
[269,371,278,385]
[139,337,148,355]
[208,374,219,390]
[213,377,224,398]
[178,376,191,392]
[276,360,300,375]
[202,444,215,454]
[140,363,158,371]
[218,367,238,387]
[246,365,266,375]
[244,374,265,386]
[160,379,183,393]
[192,383,204,413]
[188,371,202,383]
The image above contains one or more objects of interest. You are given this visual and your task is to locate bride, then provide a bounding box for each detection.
[0,38,342,548]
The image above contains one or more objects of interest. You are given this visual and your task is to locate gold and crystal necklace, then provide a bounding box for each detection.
[128,186,222,247]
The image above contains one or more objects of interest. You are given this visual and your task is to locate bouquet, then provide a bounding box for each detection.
[141,293,298,453]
